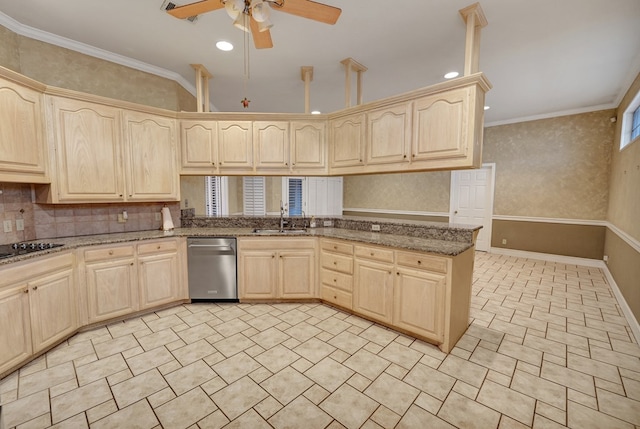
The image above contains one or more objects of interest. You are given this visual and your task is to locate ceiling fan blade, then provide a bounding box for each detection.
[167,0,224,19]
[250,18,274,49]
[273,0,341,25]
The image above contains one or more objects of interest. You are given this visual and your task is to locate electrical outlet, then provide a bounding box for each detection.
[155,212,162,221]
[502,239,507,245]
[3,220,12,233]
[603,255,609,262]
[16,219,24,231]
[323,220,332,227]
[371,224,381,231]
[117,214,126,223]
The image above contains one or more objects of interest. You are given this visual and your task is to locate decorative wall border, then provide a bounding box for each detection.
[342,208,450,218]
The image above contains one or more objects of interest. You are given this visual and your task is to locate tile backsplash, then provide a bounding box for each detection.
[0,183,180,245]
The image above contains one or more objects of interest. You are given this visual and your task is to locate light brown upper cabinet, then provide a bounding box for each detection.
[411,86,478,169]
[121,110,179,201]
[180,120,218,175]
[0,74,48,184]
[37,97,179,203]
[290,120,327,174]
[328,112,366,173]
[366,102,411,168]
[41,96,125,202]
[254,121,290,173]
[218,121,254,172]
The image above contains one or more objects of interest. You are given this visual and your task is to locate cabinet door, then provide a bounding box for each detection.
[254,121,289,171]
[86,258,138,323]
[353,260,394,324]
[393,268,445,342]
[123,110,179,201]
[0,285,32,375]
[180,120,218,173]
[329,113,365,169]
[239,251,277,299]
[290,121,326,173]
[0,78,48,183]
[29,268,77,352]
[411,87,470,162]
[138,251,180,310]
[49,96,124,202]
[279,249,315,298]
[218,121,253,171]
[367,102,410,165]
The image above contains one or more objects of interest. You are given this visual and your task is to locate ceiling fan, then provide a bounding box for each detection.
[166,0,342,49]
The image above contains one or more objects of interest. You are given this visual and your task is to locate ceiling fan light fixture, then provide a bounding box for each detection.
[224,0,244,19]
[233,13,250,32]
[251,0,271,23]
[257,19,273,32]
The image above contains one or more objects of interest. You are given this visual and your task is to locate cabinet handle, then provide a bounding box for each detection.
[397,272,400,276]
[333,261,337,265]
[370,252,374,256]
[272,254,275,258]
[32,286,38,291]
[212,162,215,166]
[333,295,337,299]
[157,245,161,250]
[109,250,114,255]
[24,289,29,294]
[333,278,337,282]
[417,260,422,265]
[333,246,337,250]
[285,163,288,166]
[412,154,416,157]
[130,262,134,266]
[403,154,407,159]
[119,194,123,197]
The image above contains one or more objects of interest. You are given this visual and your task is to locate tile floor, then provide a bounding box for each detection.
[1,252,640,429]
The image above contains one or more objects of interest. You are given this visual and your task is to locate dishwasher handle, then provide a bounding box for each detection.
[188,244,234,250]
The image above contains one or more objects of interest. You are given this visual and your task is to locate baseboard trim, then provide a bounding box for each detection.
[488,247,640,344]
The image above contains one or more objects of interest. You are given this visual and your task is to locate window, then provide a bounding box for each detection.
[632,105,640,141]
[243,177,266,215]
[621,88,640,150]
[205,176,228,216]
[287,178,304,216]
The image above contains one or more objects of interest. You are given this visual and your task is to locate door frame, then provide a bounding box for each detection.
[449,163,496,251]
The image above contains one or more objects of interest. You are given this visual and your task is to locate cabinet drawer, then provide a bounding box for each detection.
[320,268,353,292]
[321,252,353,274]
[396,251,448,274]
[84,245,134,262]
[138,240,178,255]
[321,285,352,309]
[355,245,394,263]
[321,239,353,255]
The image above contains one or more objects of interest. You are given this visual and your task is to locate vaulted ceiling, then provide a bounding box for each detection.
[1,0,639,125]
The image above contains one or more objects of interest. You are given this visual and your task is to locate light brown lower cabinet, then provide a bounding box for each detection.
[353,259,395,325]
[238,238,316,300]
[83,244,138,324]
[138,240,183,310]
[0,252,77,376]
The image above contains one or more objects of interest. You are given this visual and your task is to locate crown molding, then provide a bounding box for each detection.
[0,12,216,111]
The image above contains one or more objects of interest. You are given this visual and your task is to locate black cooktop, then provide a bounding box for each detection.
[0,242,64,260]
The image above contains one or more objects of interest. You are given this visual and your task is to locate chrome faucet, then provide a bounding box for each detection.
[280,201,285,231]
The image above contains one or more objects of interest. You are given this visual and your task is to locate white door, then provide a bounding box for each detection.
[450,164,495,252]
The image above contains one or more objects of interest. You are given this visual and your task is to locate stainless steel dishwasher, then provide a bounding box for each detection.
[187,237,237,301]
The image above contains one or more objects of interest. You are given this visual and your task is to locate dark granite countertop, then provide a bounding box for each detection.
[0,224,476,266]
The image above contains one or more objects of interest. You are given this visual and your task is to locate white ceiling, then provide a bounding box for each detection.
[1,0,639,125]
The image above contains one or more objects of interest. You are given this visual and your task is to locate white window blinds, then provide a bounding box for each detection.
[288,178,304,216]
[243,177,266,215]
[205,176,228,216]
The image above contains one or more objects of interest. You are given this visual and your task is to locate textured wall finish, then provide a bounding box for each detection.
[608,73,640,241]
[0,24,196,111]
[483,110,615,220]
[0,25,20,72]
[180,176,206,214]
[604,229,640,321]
[343,172,450,213]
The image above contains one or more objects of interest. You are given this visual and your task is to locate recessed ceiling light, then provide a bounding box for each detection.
[484,106,490,110]
[444,71,459,79]
[216,41,233,51]
[311,110,321,115]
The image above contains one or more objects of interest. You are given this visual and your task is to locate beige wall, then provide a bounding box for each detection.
[180,176,206,214]
[605,72,640,322]
[483,110,615,219]
[0,25,196,112]
[343,172,450,213]
[608,73,640,241]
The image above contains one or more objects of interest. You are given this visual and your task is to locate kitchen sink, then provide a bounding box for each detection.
[252,228,308,235]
